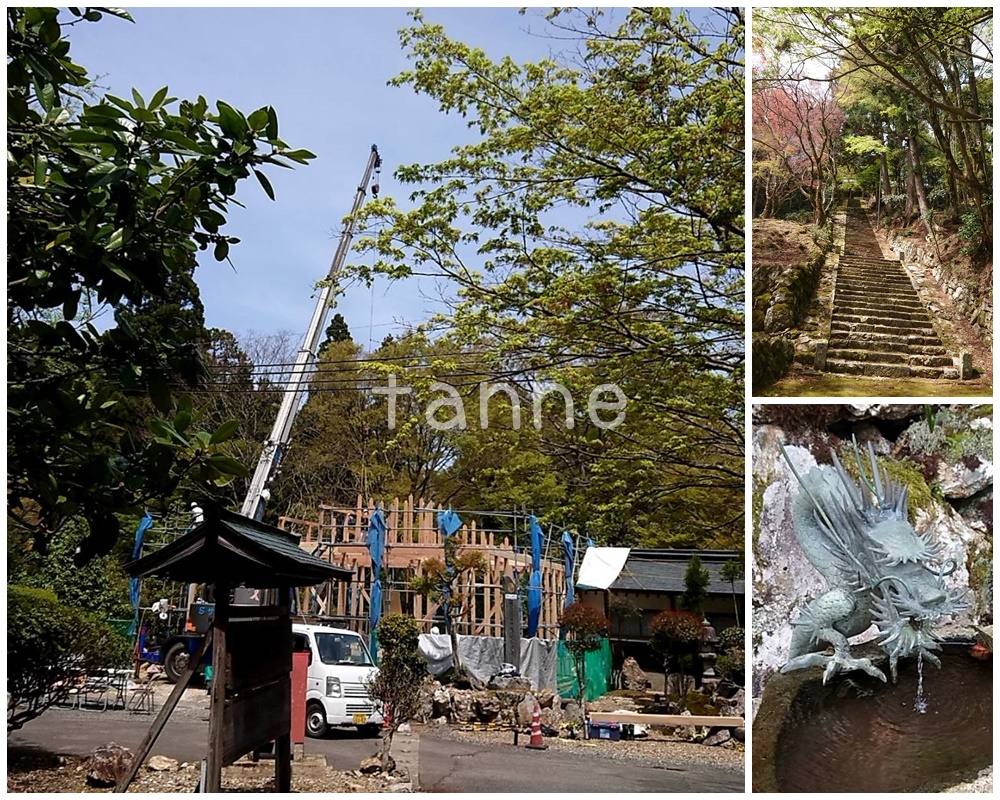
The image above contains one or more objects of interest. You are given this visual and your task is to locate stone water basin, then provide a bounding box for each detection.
[753,646,992,792]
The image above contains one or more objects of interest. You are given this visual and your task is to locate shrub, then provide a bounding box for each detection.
[8,586,131,733]
[560,602,609,719]
[717,626,745,653]
[364,614,427,771]
[650,610,705,674]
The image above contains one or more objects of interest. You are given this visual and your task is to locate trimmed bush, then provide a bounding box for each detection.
[8,586,131,733]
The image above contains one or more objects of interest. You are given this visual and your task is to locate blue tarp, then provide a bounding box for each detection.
[368,508,387,661]
[561,531,575,609]
[437,510,462,634]
[527,516,543,637]
[128,512,155,636]
[438,509,463,537]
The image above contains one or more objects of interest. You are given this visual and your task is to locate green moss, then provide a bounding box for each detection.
[967,542,993,613]
[758,374,992,398]
[752,334,795,393]
[751,479,766,562]
[839,449,933,523]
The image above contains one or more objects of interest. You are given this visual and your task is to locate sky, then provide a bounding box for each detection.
[66,7,567,351]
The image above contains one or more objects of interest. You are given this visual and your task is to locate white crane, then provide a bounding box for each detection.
[240,144,382,520]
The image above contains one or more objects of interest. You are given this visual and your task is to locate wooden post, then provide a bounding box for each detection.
[114,628,215,793]
[275,587,292,792]
[205,585,230,793]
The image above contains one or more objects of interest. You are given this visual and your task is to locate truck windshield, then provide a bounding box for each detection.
[315,632,374,666]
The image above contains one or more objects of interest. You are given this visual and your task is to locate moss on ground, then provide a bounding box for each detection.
[758,373,992,398]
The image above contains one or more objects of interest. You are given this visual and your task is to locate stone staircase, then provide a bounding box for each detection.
[826,202,957,379]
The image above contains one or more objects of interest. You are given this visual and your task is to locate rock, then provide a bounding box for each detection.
[487,676,532,691]
[84,743,133,787]
[450,691,476,723]
[431,716,448,727]
[360,755,395,775]
[516,695,538,727]
[540,706,563,730]
[473,692,501,722]
[703,728,732,746]
[721,688,745,718]
[934,459,992,500]
[146,755,178,772]
[432,687,451,719]
[535,688,557,709]
[732,726,745,742]
[621,657,650,690]
[562,700,582,721]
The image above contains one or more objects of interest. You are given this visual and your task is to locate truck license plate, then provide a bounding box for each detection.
[353,714,368,725]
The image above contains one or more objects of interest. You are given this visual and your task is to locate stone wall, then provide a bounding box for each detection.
[889,234,993,350]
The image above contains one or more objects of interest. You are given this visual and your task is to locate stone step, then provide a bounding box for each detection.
[833,304,933,323]
[834,294,925,310]
[825,359,957,380]
[827,349,953,368]
[831,320,937,338]
[834,295,925,311]
[829,336,947,355]
[836,270,914,284]
[836,271,915,282]
[831,314,935,334]
[840,253,903,269]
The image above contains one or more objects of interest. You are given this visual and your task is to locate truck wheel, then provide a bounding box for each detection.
[163,641,190,684]
[306,703,328,738]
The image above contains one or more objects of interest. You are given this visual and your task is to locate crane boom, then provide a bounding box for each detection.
[240,144,382,520]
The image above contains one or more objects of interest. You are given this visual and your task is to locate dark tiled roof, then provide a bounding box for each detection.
[126,502,352,587]
[608,553,744,595]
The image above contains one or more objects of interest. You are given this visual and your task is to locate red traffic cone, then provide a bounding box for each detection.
[525,706,548,750]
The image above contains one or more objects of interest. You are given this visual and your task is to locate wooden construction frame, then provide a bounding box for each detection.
[281,496,569,637]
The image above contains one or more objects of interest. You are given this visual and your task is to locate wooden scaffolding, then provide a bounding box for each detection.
[280,496,568,638]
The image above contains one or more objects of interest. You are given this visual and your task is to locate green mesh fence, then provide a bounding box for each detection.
[557,638,612,701]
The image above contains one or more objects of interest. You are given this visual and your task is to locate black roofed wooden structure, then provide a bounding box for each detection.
[116,502,350,793]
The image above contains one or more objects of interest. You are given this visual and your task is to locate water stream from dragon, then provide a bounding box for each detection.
[914,649,927,714]
[775,649,991,792]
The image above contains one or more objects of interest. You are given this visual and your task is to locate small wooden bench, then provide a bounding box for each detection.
[588,712,743,728]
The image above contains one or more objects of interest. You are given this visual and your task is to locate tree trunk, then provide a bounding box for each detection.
[879,152,891,197]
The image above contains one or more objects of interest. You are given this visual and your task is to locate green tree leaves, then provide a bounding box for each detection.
[7,7,312,557]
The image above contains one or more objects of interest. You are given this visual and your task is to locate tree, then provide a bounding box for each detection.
[650,610,705,710]
[8,586,131,732]
[559,601,609,730]
[754,7,992,246]
[752,79,846,226]
[363,614,427,772]
[348,8,745,548]
[679,555,711,617]
[410,535,487,684]
[7,8,315,557]
[608,596,642,689]
[323,313,352,346]
[720,560,744,626]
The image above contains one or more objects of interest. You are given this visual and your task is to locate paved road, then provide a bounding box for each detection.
[10,708,744,793]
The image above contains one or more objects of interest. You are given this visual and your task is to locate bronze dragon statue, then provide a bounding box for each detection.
[779,438,967,684]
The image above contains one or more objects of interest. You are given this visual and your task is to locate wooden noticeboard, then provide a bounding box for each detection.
[221,608,292,766]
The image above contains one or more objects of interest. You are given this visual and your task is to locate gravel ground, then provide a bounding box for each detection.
[430,726,745,770]
[6,752,399,793]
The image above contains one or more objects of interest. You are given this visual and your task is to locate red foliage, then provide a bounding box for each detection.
[650,610,706,650]
[752,79,845,223]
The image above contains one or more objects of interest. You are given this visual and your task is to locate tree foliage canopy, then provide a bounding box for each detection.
[7,7,314,557]
[335,8,745,548]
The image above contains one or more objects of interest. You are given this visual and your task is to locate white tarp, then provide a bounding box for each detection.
[417,634,559,691]
[576,546,631,590]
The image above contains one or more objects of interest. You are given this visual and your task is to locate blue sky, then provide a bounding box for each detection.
[66,7,565,349]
